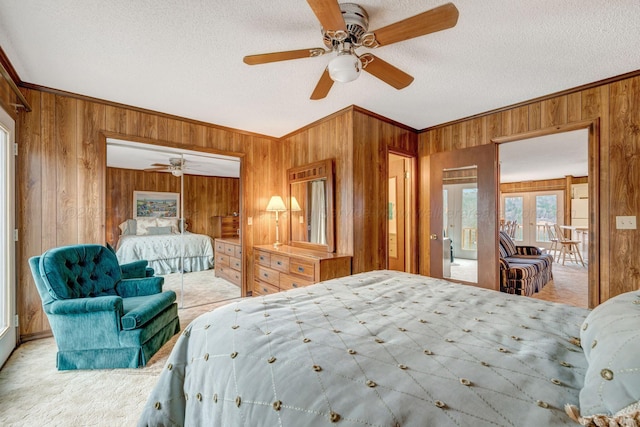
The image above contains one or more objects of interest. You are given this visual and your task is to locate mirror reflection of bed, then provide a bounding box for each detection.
[105,138,242,310]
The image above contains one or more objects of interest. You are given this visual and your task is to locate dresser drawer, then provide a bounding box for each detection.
[216,253,230,267]
[227,269,241,286]
[216,265,240,286]
[255,250,271,267]
[215,240,225,253]
[230,256,242,271]
[270,254,290,273]
[234,245,242,258]
[289,257,315,280]
[280,274,313,291]
[253,280,279,296]
[224,243,236,256]
[255,264,279,286]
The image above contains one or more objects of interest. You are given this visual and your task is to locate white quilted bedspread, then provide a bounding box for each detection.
[138,270,589,426]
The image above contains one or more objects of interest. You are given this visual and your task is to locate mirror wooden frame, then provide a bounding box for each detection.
[287,158,335,253]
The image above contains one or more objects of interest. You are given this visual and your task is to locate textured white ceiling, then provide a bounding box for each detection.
[498,129,588,183]
[106,139,240,177]
[1,1,639,139]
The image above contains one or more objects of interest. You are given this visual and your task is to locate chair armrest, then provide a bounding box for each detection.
[120,260,150,279]
[116,276,164,297]
[499,258,510,270]
[47,295,123,315]
[515,245,542,255]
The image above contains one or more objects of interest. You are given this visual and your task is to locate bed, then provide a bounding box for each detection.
[138,270,640,426]
[115,218,214,275]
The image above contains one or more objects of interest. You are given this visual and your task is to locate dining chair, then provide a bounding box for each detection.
[545,224,560,261]
[553,223,586,266]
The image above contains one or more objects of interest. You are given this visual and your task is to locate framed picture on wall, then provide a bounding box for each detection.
[133,191,180,219]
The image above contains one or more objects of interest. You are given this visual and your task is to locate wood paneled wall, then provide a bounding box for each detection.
[419,75,640,303]
[281,106,417,274]
[16,88,279,340]
[106,167,239,246]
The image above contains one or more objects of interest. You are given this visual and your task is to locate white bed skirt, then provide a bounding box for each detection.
[149,256,212,275]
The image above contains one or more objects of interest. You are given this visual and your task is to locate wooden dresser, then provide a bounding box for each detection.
[214,237,242,287]
[212,215,240,238]
[253,245,352,296]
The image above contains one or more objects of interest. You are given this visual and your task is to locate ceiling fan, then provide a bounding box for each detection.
[243,0,459,100]
[144,158,186,177]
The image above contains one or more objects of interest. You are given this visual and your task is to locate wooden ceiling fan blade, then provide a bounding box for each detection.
[310,68,334,100]
[372,2,459,47]
[150,163,170,167]
[306,0,347,31]
[243,48,327,65]
[362,55,414,89]
[144,167,169,172]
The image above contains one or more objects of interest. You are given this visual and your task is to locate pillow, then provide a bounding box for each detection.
[498,230,517,257]
[147,226,173,235]
[135,218,157,235]
[118,219,137,235]
[156,218,179,234]
[577,290,640,416]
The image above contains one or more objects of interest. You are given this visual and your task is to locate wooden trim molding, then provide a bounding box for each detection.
[0,47,32,112]
[422,70,640,133]
[19,81,274,140]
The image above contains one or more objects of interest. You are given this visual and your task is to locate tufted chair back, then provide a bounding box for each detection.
[38,244,123,300]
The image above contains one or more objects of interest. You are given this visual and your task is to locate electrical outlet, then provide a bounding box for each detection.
[616,216,637,230]
[247,216,253,226]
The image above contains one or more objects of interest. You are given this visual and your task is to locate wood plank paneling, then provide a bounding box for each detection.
[608,78,640,297]
[419,73,640,305]
[17,89,47,337]
[16,88,278,340]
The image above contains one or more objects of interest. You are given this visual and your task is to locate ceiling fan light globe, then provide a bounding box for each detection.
[171,169,183,177]
[328,53,361,83]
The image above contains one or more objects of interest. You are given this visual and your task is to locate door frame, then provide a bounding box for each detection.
[387,148,417,274]
[493,119,600,308]
[0,106,16,368]
[429,143,499,290]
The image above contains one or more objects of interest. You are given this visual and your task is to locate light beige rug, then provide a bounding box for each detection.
[0,271,241,426]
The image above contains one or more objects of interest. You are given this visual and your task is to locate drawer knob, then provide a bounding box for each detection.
[298,267,304,272]
[277,261,282,265]
[263,273,268,277]
[292,283,298,288]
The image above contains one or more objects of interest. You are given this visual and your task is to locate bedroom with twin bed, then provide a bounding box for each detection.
[1,1,640,426]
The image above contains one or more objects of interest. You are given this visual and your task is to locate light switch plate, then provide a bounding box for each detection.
[616,216,637,229]
[247,216,253,226]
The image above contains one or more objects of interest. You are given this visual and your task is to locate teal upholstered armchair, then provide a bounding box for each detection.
[29,244,180,370]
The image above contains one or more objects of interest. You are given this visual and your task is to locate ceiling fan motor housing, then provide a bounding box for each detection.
[322,3,370,48]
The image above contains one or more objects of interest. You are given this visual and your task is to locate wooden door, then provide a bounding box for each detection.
[429,144,498,290]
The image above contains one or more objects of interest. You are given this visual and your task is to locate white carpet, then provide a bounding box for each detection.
[0,271,241,426]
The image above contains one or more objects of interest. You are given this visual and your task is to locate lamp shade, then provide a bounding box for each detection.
[266,196,286,212]
[328,52,361,83]
[290,196,302,212]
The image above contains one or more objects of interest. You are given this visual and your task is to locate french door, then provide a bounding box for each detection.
[501,190,564,248]
[0,107,16,368]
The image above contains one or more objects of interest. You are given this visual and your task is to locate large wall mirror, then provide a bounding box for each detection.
[288,159,335,252]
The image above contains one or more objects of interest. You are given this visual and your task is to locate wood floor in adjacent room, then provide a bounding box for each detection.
[531,261,589,308]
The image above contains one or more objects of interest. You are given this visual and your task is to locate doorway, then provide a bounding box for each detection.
[497,126,592,308]
[387,152,416,273]
[501,190,564,248]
